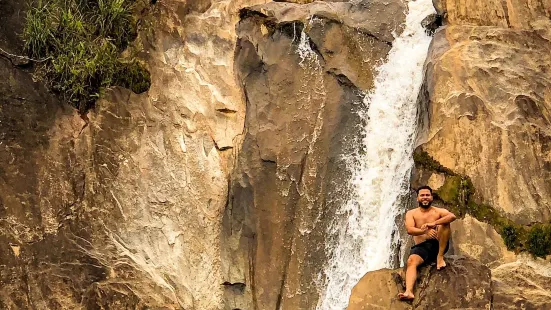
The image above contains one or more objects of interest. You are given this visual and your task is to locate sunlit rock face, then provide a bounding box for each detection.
[0,0,265,308]
[0,0,407,308]
[420,0,551,225]
[78,1,270,308]
[415,1,551,308]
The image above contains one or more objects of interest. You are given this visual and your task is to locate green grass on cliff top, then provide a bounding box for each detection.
[23,0,151,112]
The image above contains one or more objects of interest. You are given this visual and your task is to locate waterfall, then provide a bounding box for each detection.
[317,0,435,309]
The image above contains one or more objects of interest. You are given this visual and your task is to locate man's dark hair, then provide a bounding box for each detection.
[416,185,433,195]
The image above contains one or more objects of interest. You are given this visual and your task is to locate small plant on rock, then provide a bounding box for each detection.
[501,224,521,251]
[23,0,151,112]
[526,225,551,258]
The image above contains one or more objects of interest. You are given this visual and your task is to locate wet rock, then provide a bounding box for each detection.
[421,13,443,35]
[224,0,406,308]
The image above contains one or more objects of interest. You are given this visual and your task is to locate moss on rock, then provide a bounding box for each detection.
[414,149,551,258]
[413,149,455,176]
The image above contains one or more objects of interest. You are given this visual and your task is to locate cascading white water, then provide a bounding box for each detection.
[317,0,435,309]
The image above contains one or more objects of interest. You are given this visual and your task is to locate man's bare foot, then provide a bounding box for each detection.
[398,292,415,301]
[437,255,447,270]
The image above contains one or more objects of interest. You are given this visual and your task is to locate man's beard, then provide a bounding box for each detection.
[419,201,432,209]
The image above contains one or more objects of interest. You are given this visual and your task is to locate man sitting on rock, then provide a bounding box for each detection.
[398,185,457,301]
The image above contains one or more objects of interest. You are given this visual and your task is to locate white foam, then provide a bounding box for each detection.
[317,1,436,309]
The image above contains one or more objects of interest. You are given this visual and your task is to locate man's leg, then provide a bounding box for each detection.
[436,224,451,270]
[398,254,423,300]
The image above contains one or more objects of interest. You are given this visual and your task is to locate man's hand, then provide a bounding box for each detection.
[421,222,437,230]
[425,228,438,239]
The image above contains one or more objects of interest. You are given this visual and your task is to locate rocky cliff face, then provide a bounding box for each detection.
[0,0,261,308]
[0,0,406,308]
[224,1,405,308]
[413,0,551,307]
[1,0,550,309]
[418,0,551,224]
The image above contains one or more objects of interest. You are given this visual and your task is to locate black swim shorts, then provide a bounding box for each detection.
[410,239,449,264]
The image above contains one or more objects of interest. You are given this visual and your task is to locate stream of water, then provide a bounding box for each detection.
[317,0,435,308]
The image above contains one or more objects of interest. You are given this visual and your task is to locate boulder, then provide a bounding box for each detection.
[450,215,516,267]
[348,256,492,310]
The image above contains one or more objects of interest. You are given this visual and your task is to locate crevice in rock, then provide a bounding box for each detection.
[275,182,301,309]
[421,13,443,36]
[248,235,258,310]
[239,8,268,20]
[222,281,246,294]
[22,266,34,309]
[216,108,238,114]
[297,153,308,187]
[489,279,494,310]
[214,140,233,151]
[326,70,357,88]
[278,21,303,40]
[304,31,326,62]
[500,0,511,28]
[260,158,276,164]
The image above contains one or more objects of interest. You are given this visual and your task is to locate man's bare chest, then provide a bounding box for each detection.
[413,211,440,226]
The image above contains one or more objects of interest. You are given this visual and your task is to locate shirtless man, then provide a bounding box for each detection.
[398,185,457,301]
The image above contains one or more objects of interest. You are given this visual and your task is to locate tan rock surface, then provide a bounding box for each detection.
[0,0,266,308]
[492,261,551,309]
[0,0,408,308]
[416,1,551,308]
[420,23,551,224]
[434,0,551,29]
[450,215,516,267]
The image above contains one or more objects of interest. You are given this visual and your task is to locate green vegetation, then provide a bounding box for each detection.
[23,0,151,112]
[501,224,523,250]
[413,149,455,175]
[526,225,551,258]
[414,149,551,258]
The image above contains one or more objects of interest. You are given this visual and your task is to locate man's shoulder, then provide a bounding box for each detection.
[406,208,420,215]
[430,206,449,213]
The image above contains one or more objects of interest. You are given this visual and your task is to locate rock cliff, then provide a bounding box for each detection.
[0,0,263,308]
[0,0,406,308]
[412,0,551,308]
[1,0,550,309]
[417,0,551,224]
[224,1,405,308]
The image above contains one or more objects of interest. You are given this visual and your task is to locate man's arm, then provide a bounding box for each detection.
[424,208,457,228]
[405,211,427,236]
